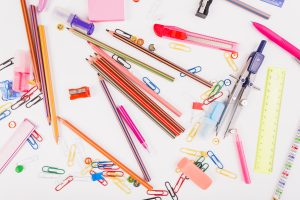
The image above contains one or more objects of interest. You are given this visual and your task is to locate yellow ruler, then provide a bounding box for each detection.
[254,67,286,174]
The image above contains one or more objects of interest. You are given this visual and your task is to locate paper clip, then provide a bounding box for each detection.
[55,176,74,191]
[180,66,202,77]
[27,136,39,150]
[144,197,162,200]
[42,166,65,174]
[0,110,11,121]
[194,156,209,172]
[165,181,178,200]
[0,102,12,113]
[224,52,239,72]
[110,177,131,194]
[80,163,93,176]
[91,172,104,181]
[174,173,187,193]
[208,80,224,98]
[11,86,38,110]
[67,144,76,167]
[207,150,224,169]
[169,42,191,52]
[103,171,124,177]
[112,55,131,69]
[25,93,43,108]
[186,122,201,142]
[115,29,132,39]
[31,130,43,142]
[203,91,223,105]
[147,190,169,196]
[0,57,14,71]
[143,77,160,94]
[90,170,108,186]
[216,168,237,179]
[69,86,90,100]
[180,148,207,158]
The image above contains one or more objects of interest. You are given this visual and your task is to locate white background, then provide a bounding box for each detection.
[0,0,300,199]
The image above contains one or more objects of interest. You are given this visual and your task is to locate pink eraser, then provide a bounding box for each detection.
[177,157,212,189]
[13,50,31,92]
[88,0,124,22]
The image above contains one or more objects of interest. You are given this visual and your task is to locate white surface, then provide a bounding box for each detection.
[0,0,300,199]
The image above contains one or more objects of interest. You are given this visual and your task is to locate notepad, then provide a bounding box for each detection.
[88,0,124,22]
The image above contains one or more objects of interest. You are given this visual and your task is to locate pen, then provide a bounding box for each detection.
[253,22,300,62]
[117,105,149,152]
[235,133,251,184]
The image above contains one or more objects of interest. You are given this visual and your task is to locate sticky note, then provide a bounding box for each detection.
[88,0,124,22]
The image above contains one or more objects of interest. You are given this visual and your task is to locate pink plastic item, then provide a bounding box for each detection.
[37,0,47,13]
[236,133,251,184]
[13,50,31,92]
[88,0,124,22]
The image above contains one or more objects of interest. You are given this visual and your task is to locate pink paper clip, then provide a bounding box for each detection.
[37,0,47,12]
[147,189,169,196]
[55,176,74,191]
[13,50,31,92]
[31,130,43,142]
[103,170,124,177]
[174,173,187,193]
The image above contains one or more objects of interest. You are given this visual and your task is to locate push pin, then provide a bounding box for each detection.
[69,86,91,100]
[0,57,14,71]
[195,0,213,19]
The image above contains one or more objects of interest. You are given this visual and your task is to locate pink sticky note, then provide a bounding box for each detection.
[88,0,124,22]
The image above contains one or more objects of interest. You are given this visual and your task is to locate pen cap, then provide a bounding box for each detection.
[53,7,73,24]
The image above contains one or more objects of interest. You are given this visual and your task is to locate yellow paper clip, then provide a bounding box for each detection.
[0,102,12,113]
[169,42,191,52]
[28,80,36,86]
[180,148,207,158]
[67,144,76,167]
[110,177,131,194]
[224,52,238,72]
[216,168,237,179]
[186,122,201,142]
[80,163,93,176]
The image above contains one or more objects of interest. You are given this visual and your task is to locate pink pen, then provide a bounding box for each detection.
[253,22,300,62]
[117,105,149,151]
[235,133,251,184]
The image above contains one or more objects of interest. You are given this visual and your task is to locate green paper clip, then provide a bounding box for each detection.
[42,166,65,174]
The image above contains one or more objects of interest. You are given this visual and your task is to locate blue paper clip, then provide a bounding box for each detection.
[0,80,21,101]
[0,57,14,71]
[27,136,39,150]
[207,150,224,169]
[112,55,131,69]
[142,77,160,94]
[180,66,202,77]
[0,110,11,121]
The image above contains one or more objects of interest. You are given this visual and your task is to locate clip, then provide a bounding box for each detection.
[207,150,224,169]
[194,156,209,172]
[165,181,178,200]
[147,189,168,196]
[208,80,224,98]
[224,52,239,72]
[67,144,76,167]
[27,136,39,150]
[31,130,43,142]
[11,86,38,110]
[0,57,14,71]
[103,171,124,177]
[216,168,237,179]
[42,166,65,174]
[55,176,74,191]
[91,172,104,181]
[196,0,213,19]
[0,102,12,114]
[169,42,192,52]
[90,170,108,186]
[0,80,21,101]
[69,86,91,100]
[110,177,131,194]
[13,50,31,92]
[144,197,162,200]
[180,66,201,77]
[203,91,223,105]
[180,148,207,158]
[186,122,201,142]
[25,93,43,108]
[112,55,131,69]
[174,173,187,193]
[0,110,11,121]
[142,77,160,94]
[115,29,132,39]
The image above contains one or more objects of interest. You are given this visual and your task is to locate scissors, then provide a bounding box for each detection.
[216,40,267,138]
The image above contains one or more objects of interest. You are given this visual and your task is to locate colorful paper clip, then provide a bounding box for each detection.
[31,130,43,142]
[174,173,187,193]
[13,50,31,92]
[203,91,223,105]
[194,156,209,172]
[216,168,237,179]
[67,144,76,167]
[0,80,21,101]
[0,102,12,114]
[165,181,178,200]
[180,148,207,158]
[103,171,124,177]
[91,172,104,181]
[147,189,169,196]
[25,93,43,108]
[110,177,131,194]
[186,122,201,142]
[207,150,224,169]
[224,52,239,72]
[169,42,192,52]
[90,170,108,186]
[11,86,38,110]
[42,166,65,174]
[112,55,131,69]
[0,57,14,71]
[27,136,39,150]
[55,176,74,191]
[143,77,160,94]
[69,86,90,100]
[180,66,201,77]
[0,110,11,121]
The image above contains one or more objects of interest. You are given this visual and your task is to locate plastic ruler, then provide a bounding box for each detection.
[254,67,286,174]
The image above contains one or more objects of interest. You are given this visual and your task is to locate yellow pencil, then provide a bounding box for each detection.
[39,25,59,144]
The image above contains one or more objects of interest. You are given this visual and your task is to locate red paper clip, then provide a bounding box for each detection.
[69,86,90,100]
[55,176,74,191]
[103,170,124,177]
[174,173,187,193]
[31,130,43,142]
[90,170,108,186]
[203,91,223,105]
[147,189,169,196]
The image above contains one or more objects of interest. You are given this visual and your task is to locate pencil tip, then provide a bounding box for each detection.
[106,29,109,32]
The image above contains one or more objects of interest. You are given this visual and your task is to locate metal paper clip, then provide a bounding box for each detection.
[0,110,11,121]
[27,136,39,150]
[224,52,239,72]
[110,177,131,194]
[42,166,65,174]
[80,163,93,176]
[180,148,207,158]
[67,144,76,167]
[112,55,131,69]
[194,156,209,172]
[180,66,202,77]
[90,170,108,186]
[165,181,178,200]
[143,77,160,94]
[0,57,14,71]
[216,168,237,179]
[169,42,191,52]
[147,190,168,196]
[55,176,74,191]
[103,171,124,177]
[207,150,224,169]
[174,173,187,193]
[144,197,162,200]
[11,86,38,110]
[115,29,132,39]
[203,91,223,105]
[31,130,43,142]
[208,80,224,98]
[0,80,21,101]
[186,122,201,142]
[25,93,43,108]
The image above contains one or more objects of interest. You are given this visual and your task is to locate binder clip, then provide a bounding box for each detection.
[69,86,91,100]
[0,57,14,71]
[13,50,31,92]
[195,0,213,19]
[0,80,21,101]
